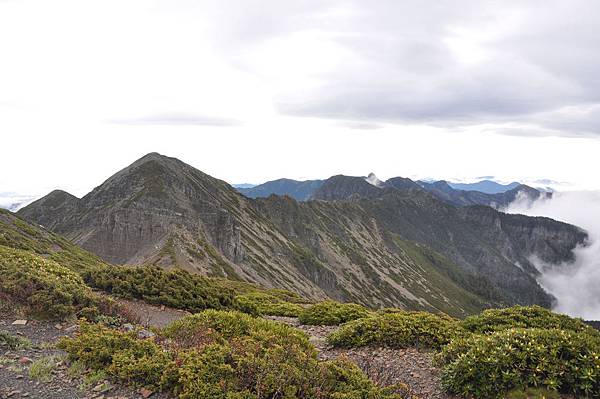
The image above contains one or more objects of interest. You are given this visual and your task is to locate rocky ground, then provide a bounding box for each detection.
[0,306,173,399]
[1,303,455,399]
[266,316,456,399]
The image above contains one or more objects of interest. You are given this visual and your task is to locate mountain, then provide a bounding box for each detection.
[232,183,256,189]
[237,178,323,201]
[235,174,545,210]
[447,180,521,194]
[417,180,548,208]
[18,153,587,314]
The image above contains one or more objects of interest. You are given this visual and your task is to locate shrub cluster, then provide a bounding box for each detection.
[327,311,458,350]
[436,328,600,398]
[459,305,599,336]
[81,264,238,312]
[298,301,371,326]
[59,311,406,398]
[234,292,304,317]
[0,246,99,319]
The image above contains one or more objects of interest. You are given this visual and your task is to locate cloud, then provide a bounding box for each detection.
[506,191,600,319]
[207,0,600,137]
[0,192,37,211]
[110,113,242,126]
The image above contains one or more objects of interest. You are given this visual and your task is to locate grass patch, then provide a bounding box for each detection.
[29,355,62,382]
[0,330,31,349]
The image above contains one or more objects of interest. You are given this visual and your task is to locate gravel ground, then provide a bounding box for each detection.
[266,316,456,399]
[0,309,172,399]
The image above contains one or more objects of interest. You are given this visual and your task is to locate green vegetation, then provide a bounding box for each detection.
[0,246,99,319]
[327,311,458,350]
[0,330,31,349]
[505,387,561,399]
[234,292,304,317]
[459,305,599,335]
[298,301,371,326]
[81,264,238,312]
[29,355,62,382]
[436,328,600,398]
[59,311,406,398]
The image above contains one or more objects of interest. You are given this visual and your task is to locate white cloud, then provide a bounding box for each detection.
[507,192,600,319]
[1,0,600,196]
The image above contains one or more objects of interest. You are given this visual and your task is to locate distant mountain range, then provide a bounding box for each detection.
[446,180,521,194]
[234,175,548,209]
[17,153,585,315]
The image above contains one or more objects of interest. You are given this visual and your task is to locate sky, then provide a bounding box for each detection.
[2,0,600,199]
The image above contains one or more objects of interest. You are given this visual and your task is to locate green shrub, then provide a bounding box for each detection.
[505,387,561,399]
[58,321,174,389]
[460,305,599,336]
[0,330,31,349]
[436,328,600,398]
[60,310,406,398]
[235,292,304,317]
[298,301,371,326]
[82,264,238,312]
[0,246,99,319]
[327,311,458,350]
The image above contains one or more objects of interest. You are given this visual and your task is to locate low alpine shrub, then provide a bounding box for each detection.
[60,310,406,398]
[81,264,238,312]
[298,300,371,326]
[234,292,304,317]
[327,311,458,350]
[0,246,99,319]
[460,305,599,336]
[436,328,600,398]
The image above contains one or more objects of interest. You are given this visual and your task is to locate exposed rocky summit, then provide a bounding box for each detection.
[18,152,587,314]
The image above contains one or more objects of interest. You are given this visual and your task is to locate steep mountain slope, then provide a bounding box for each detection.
[18,153,586,314]
[237,178,323,201]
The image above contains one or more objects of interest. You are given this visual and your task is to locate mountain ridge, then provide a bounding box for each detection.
[18,152,587,314]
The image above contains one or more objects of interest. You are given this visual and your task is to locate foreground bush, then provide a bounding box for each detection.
[460,305,599,336]
[298,301,371,326]
[0,246,98,319]
[436,328,600,398]
[59,311,405,398]
[235,292,304,317]
[327,311,458,350]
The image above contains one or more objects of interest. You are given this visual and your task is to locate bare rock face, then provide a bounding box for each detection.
[18,152,588,314]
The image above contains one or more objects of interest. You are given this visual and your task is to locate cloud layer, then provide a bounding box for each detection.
[507,191,600,319]
[190,0,600,136]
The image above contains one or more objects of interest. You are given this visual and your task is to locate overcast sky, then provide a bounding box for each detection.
[2,0,600,198]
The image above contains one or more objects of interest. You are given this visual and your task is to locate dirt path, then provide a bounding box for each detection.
[266,316,455,399]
